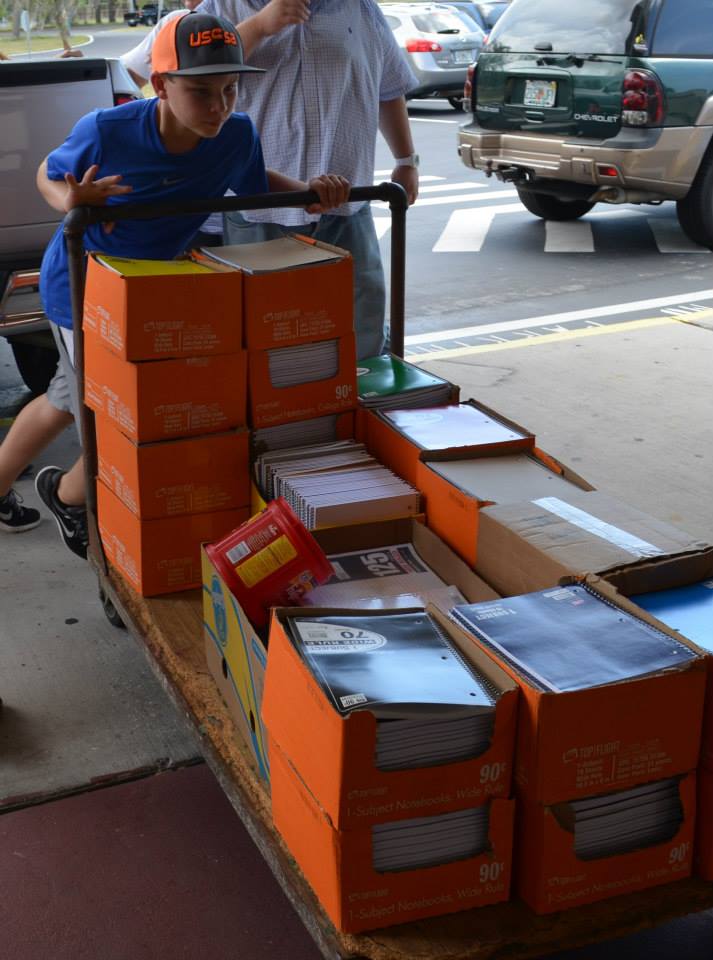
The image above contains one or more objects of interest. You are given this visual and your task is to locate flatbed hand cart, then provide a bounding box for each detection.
[63,187,713,960]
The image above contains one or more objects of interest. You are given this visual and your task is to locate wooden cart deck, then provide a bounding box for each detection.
[101,563,713,960]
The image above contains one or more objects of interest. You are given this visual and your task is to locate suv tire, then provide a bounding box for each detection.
[676,150,713,249]
[516,189,595,221]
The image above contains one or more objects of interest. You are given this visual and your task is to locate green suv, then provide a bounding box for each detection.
[458,0,713,246]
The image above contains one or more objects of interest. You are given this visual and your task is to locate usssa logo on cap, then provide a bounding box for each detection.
[152,12,266,77]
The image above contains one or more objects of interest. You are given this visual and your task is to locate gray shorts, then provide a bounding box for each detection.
[47,322,80,426]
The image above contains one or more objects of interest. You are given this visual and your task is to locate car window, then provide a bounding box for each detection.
[453,10,484,34]
[412,11,470,33]
[476,2,510,28]
[384,14,402,28]
[651,0,713,55]
[487,0,649,54]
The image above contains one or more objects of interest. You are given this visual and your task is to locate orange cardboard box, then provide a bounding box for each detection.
[248,336,357,429]
[598,556,713,772]
[456,579,706,806]
[515,773,696,914]
[270,739,515,934]
[365,400,535,488]
[97,480,248,596]
[84,331,247,442]
[198,237,353,350]
[83,252,243,360]
[96,416,250,519]
[695,767,713,881]
[263,604,518,830]
[416,447,594,569]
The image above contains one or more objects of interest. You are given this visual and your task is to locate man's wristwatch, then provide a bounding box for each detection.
[393,153,419,168]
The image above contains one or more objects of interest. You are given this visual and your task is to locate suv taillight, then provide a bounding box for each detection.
[463,63,477,111]
[621,69,665,126]
[114,94,138,106]
[405,38,442,53]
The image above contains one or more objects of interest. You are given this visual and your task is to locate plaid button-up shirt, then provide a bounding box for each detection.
[195,0,416,224]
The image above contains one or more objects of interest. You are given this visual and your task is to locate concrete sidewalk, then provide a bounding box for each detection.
[1,315,712,958]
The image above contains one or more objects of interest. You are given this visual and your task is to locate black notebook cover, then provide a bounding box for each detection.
[452,584,697,693]
[287,612,496,718]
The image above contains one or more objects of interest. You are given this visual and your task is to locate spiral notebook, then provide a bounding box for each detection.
[632,580,713,652]
[452,584,697,693]
[286,611,497,770]
[357,354,453,409]
[381,404,529,452]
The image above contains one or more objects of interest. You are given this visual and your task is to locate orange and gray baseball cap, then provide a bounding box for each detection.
[152,11,266,76]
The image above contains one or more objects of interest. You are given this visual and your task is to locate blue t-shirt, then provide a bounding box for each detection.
[40,97,269,329]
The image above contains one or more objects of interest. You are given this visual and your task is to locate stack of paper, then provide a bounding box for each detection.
[303,542,466,612]
[357,354,453,410]
[372,806,490,872]
[632,580,713,651]
[267,338,339,388]
[562,778,683,861]
[381,404,529,452]
[452,584,697,693]
[287,612,498,770]
[252,414,344,453]
[255,441,420,529]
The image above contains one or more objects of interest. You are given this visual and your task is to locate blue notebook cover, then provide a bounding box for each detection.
[632,580,713,652]
[452,584,698,693]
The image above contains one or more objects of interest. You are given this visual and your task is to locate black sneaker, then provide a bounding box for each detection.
[34,466,88,560]
[0,488,41,533]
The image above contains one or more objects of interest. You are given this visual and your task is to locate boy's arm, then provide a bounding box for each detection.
[236,0,310,58]
[266,169,350,214]
[37,159,133,213]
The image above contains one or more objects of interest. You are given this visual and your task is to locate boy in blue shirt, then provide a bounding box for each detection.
[0,11,348,556]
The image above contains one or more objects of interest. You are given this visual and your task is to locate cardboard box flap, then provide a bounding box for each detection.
[478,490,710,594]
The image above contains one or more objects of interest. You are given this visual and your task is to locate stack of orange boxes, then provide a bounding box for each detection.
[454,580,707,914]
[83,253,251,596]
[261,606,519,933]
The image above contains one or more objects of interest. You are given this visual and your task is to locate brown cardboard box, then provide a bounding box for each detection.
[476,489,711,597]
[417,448,593,569]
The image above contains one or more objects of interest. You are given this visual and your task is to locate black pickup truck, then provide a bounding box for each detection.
[0,57,140,394]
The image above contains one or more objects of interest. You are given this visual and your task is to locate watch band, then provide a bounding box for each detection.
[393,153,419,168]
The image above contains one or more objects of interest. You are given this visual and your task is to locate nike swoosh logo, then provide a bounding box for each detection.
[55,511,79,540]
[162,177,185,186]
[0,511,12,521]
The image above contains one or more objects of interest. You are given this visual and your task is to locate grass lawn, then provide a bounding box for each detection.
[0,32,91,55]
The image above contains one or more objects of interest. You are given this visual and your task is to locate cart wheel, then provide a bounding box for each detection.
[100,588,126,629]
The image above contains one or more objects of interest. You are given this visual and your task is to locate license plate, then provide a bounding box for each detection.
[454,49,474,63]
[523,79,557,108]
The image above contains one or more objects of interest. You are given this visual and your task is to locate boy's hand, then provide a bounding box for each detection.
[257,0,310,37]
[63,165,133,233]
[305,174,350,214]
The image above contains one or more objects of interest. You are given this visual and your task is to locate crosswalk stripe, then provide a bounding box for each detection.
[544,220,594,253]
[647,219,711,254]
[433,203,524,252]
[419,181,488,194]
[373,172,445,181]
[373,218,392,239]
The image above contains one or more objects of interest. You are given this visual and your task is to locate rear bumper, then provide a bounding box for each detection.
[457,122,712,199]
